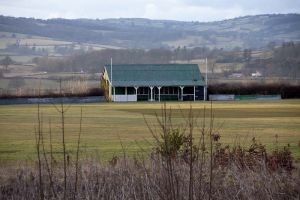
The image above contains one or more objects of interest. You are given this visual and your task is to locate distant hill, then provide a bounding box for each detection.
[0,14,300,49]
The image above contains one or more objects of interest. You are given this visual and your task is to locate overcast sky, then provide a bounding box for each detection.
[0,0,299,22]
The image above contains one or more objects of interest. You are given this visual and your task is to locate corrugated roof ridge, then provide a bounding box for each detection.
[105,64,200,71]
[104,64,199,67]
[104,63,198,65]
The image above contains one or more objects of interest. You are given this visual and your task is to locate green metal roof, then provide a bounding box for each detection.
[105,64,205,87]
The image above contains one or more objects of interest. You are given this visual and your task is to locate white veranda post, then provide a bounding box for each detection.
[150,86,154,101]
[134,87,139,95]
[203,86,205,101]
[134,86,139,102]
[158,86,161,102]
[180,86,184,101]
[194,86,196,101]
[113,87,115,102]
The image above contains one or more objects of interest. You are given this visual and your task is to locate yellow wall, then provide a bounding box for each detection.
[100,68,112,101]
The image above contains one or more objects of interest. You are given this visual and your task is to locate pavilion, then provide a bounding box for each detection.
[101,64,206,102]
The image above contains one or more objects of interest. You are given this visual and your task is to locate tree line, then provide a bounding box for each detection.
[32,42,300,78]
[34,47,222,73]
[244,42,300,78]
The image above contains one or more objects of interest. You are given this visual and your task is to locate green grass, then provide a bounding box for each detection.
[0,100,299,162]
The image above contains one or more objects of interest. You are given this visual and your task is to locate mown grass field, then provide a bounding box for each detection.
[0,100,299,162]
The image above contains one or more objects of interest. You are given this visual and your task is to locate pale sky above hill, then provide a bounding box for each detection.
[0,0,299,21]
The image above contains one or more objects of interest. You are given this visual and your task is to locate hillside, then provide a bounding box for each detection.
[0,14,299,93]
[0,14,300,49]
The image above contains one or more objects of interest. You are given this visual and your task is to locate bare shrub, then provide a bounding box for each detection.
[1,156,299,200]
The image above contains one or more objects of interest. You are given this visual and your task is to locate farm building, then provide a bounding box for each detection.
[101,64,206,102]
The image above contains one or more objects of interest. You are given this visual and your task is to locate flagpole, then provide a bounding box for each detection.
[110,58,113,85]
[111,58,113,101]
[205,58,207,101]
[205,57,208,86]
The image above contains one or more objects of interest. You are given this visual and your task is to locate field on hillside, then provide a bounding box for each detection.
[0,100,299,162]
[0,31,122,65]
